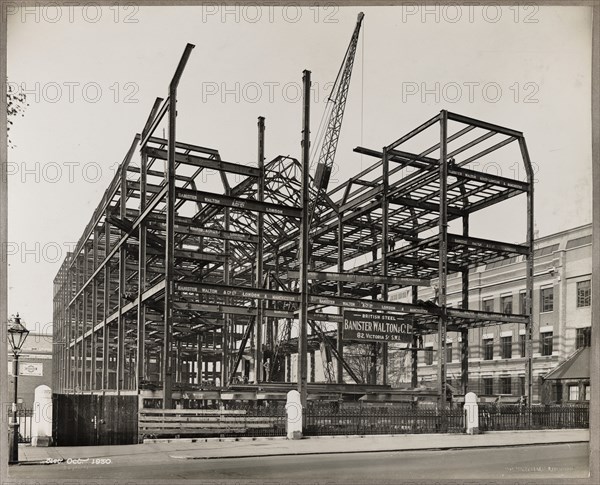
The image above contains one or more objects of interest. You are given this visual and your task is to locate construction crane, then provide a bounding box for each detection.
[308,11,364,227]
[307,12,365,383]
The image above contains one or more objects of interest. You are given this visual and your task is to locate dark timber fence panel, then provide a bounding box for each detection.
[52,393,138,446]
[138,401,286,441]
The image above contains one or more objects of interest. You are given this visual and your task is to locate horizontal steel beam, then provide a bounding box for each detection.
[448,166,529,191]
[175,281,300,303]
[448,234,530,255]
[145,146,260,177]
[447,307,529,324]
[390,195,463,216]
[285,270,430,287]
[177,188,301,218]
[447,111,523,139]
[146,136,220,157]
[147,247,227,263]
[174,282,439,315]
[173,224,259,243]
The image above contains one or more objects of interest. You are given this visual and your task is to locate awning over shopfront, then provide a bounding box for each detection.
[544,347,590,380]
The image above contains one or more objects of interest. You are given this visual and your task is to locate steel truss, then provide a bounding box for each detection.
[53,45,534,411]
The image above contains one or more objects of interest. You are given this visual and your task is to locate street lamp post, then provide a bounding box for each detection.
[7,313,29,464]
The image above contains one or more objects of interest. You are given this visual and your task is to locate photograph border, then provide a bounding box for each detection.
[1,1,598,483]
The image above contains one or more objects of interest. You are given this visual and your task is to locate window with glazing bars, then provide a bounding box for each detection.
[540,287,553,312]
[501,295,513,314]
[483,338,494,360]
[577,280,591,307]
[501,336,512,359]
[540,331,553,356]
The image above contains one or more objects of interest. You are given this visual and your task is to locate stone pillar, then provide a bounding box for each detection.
[464,391,479,435]
[286,390,303,440]
[32,385,53,446]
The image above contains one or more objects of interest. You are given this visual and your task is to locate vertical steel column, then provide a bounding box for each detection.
[222,202,231,386]
[163,101,176,406]
[91,230,98,390]
[266,276,273,355]
[117,166,127,393]
[336,215,344,383]
[254,116,265,383]
[410,207,419,388]
[519,137,535,409]
[369,239,378,385]
[75,293,81,391]
[80,255,85,390]
[381,147,390,386]
[197,333,203,384]
[102,210,110,389]
[461,213,470,394]
[137,143,149,389]
[163,43,195,409]
[411,292,419,388]
[176,341,182,384]
[213,343,218,383]
[298,69,311,412]
[82,245,89,391]
[72,260,79,390]
[66,266,72,390]
[437,110,448,409]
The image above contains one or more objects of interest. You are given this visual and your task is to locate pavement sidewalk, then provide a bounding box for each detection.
[16,429,589,465]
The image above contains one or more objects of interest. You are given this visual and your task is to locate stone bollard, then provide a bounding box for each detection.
[32,385,53,447]
[285,390,303,440]
[464,391,479,435]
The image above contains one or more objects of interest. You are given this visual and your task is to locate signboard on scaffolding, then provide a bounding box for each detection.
[342,310,413,343]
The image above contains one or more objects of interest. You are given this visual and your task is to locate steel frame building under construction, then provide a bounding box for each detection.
[52,40,535,422]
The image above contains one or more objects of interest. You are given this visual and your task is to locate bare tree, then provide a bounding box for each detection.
[343,342,410,387]
[7,80,28,147]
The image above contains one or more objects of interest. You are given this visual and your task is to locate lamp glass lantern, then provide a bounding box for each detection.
[8,313,29,354]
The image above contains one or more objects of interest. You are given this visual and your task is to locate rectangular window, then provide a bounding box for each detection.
[520,334,526,357]
[482,299,494,313]
[501,336,512,359]
[446,343,453,363]
[576,328,591,349]
[483,377,493,396]
[519,292,527,314]
[568,385,579,401]
[500,376,512,395]
[576,280,591,307]
[585,385,590,401]
[425,348,433,365]
[483,338,494,360]
[541,332,553,356]
[501,295,513,314]
[540,287,554,312]
[519,376,525,396]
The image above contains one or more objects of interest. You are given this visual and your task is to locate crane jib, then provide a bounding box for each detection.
[308,12,365,228]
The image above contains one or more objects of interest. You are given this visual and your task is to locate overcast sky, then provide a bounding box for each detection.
[6,5,593,331]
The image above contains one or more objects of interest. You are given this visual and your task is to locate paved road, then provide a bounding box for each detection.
[9,443,588,481]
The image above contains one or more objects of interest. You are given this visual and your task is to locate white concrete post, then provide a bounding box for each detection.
[285,390,303,439]
[32,385,52,446]
[464,391,479,435]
